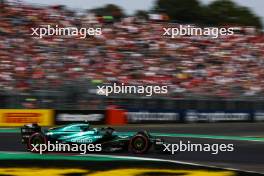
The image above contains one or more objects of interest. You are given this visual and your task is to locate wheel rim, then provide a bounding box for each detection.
[132,137,146,151]
[32,136,44,145]
[28,133,46,152]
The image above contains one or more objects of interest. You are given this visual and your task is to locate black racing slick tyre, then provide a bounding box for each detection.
[27,132,47,152]
[129,133,151,154]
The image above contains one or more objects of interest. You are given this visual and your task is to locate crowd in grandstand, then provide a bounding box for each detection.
[0,1,264,101]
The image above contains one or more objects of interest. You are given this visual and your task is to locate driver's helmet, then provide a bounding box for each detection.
[80,122,90,131]
[84,120,90,125]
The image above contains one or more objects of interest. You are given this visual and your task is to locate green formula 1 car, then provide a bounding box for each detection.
[21,123,165,154]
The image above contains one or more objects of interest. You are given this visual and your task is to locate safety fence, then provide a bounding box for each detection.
[0,108,264,127]
[1,94,264,110]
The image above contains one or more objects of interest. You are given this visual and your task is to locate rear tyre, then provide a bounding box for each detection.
[27,132,47,152]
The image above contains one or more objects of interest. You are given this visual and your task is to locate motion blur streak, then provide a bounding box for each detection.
[89,169,234,176]
[0,168,88,176]
[0,168,234,176]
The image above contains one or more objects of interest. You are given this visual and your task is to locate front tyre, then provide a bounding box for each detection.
[129,134,151,154]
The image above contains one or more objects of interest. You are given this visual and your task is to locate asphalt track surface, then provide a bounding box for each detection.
[0,122,264,174]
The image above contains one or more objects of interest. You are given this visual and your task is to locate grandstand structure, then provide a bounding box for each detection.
[0,1,264,109]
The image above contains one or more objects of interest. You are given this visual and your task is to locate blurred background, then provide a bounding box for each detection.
[0,0,263,110]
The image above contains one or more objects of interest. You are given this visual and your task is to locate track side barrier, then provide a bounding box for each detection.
[105,107,127,125]
[54,109,127,125]
[0,109,54,126]
[54,110,105,125]
[124,109,260,124]
[1,108,263,127]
